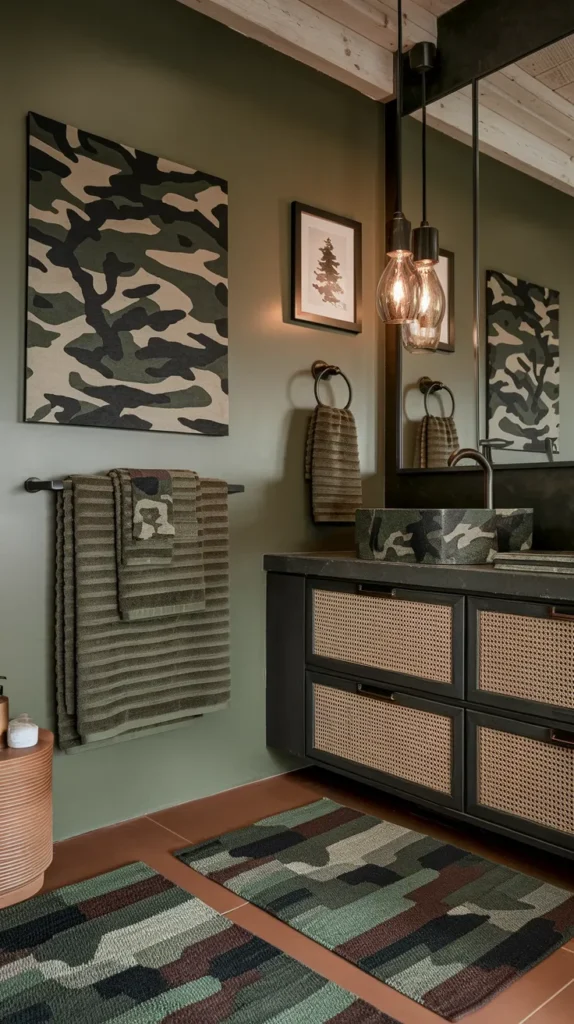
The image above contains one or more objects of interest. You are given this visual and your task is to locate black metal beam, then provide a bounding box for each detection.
[403,0,574,115]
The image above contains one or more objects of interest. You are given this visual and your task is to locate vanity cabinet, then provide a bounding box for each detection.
[266,555,574,860]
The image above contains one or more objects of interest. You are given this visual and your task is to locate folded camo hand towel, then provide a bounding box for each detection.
[305,405,362,524]
[111,470,205,621]
[129,470,175,540]
[111,469,173,566]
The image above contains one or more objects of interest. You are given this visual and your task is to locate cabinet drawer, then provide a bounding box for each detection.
[308,673,463,809]
[468,597,574,723]
[308,579,464,699]
[467,711,574,852]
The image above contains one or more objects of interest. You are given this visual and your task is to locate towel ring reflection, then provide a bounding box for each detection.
[312,360,352,410]
[419,376,455,418]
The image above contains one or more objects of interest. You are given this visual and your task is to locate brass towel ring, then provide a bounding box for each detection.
[419,376,455,418]
[312,360,352,410]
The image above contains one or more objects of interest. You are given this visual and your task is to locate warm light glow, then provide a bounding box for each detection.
[403,261,445,351]
[376,251,421,324]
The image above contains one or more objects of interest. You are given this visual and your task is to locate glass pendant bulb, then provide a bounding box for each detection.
[403,259,445,351]
[376,249,421,324]
[376,212,421,324]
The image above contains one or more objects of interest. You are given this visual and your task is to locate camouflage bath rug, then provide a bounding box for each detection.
[174,798,574,1020]
[0,861,397,1023]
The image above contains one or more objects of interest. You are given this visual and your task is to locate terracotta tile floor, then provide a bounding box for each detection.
[43,766,574,1023]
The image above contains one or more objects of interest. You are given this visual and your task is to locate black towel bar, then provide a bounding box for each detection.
[24,478,245,495]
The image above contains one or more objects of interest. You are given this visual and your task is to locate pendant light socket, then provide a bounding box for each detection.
[413,223,440,264]
[409,41,437,75]
[387,211,413,254]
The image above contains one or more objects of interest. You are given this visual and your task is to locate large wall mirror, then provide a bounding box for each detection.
[398,28,574,471]
[401,91,474,469]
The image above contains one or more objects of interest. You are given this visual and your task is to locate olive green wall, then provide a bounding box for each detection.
[0,0,383,838]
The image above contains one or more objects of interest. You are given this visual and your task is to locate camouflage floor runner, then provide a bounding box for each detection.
[0,862,398,1023]
[174,798,574,1021]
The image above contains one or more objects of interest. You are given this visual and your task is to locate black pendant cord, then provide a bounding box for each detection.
[395,0,403,215]
[409,39,438,265]
[421,67,428,225]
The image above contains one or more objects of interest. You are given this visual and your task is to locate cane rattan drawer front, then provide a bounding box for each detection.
[468,597,574,722]
[468,712,574,851]
[309,582,463,697]
[309,675,463,809]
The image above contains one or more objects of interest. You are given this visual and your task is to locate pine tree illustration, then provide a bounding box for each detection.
[313,237,344,306]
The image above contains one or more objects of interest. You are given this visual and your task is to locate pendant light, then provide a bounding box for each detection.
[376,0,420,325]
[403,41,445,352]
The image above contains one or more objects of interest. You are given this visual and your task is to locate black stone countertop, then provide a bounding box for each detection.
[263,552,574,604]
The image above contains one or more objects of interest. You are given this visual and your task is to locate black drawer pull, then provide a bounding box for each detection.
[357,683,397,703]
[548,606,574,622]
[549,728,574,749]
[356,584,397,599]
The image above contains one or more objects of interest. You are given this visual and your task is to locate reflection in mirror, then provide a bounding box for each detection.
[401,95,475,468]
[478,36,574,465]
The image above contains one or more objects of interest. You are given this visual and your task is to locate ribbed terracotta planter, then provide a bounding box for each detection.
[0,729,53,908]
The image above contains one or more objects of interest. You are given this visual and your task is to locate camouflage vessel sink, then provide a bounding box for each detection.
[356,508,533,565]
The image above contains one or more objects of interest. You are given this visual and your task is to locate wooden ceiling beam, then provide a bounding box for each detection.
[301,0,437,52]
[422,88,574,197]
[483,68,574,159]
[176,0,395,100]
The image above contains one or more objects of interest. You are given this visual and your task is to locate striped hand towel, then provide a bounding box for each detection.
[305,405,362,523]
[111,470,205,621]
[415,415,459,469]
[55,475,230,751]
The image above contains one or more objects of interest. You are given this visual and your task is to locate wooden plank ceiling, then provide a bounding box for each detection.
[176,0,574,196]
[518,34,574,104]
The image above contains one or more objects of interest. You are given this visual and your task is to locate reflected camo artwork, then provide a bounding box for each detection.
[486,270,559,454]
[25,112,228,435]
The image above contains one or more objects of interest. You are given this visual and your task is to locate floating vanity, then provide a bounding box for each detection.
[265,553,574,859]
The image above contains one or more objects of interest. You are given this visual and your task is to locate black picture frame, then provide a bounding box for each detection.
[291,202,362,333]
[437,248,455,353]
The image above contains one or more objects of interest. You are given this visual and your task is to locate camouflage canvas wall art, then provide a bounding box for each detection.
[486,270,559,454]
[26,112,228,435]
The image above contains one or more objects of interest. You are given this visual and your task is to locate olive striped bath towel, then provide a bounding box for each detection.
[55,474,229,751]
[305,405,363,523]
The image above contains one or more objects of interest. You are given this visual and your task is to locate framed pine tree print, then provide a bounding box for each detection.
[291,203,362,332]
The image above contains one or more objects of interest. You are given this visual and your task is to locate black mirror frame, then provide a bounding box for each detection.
[385,1,574,548]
